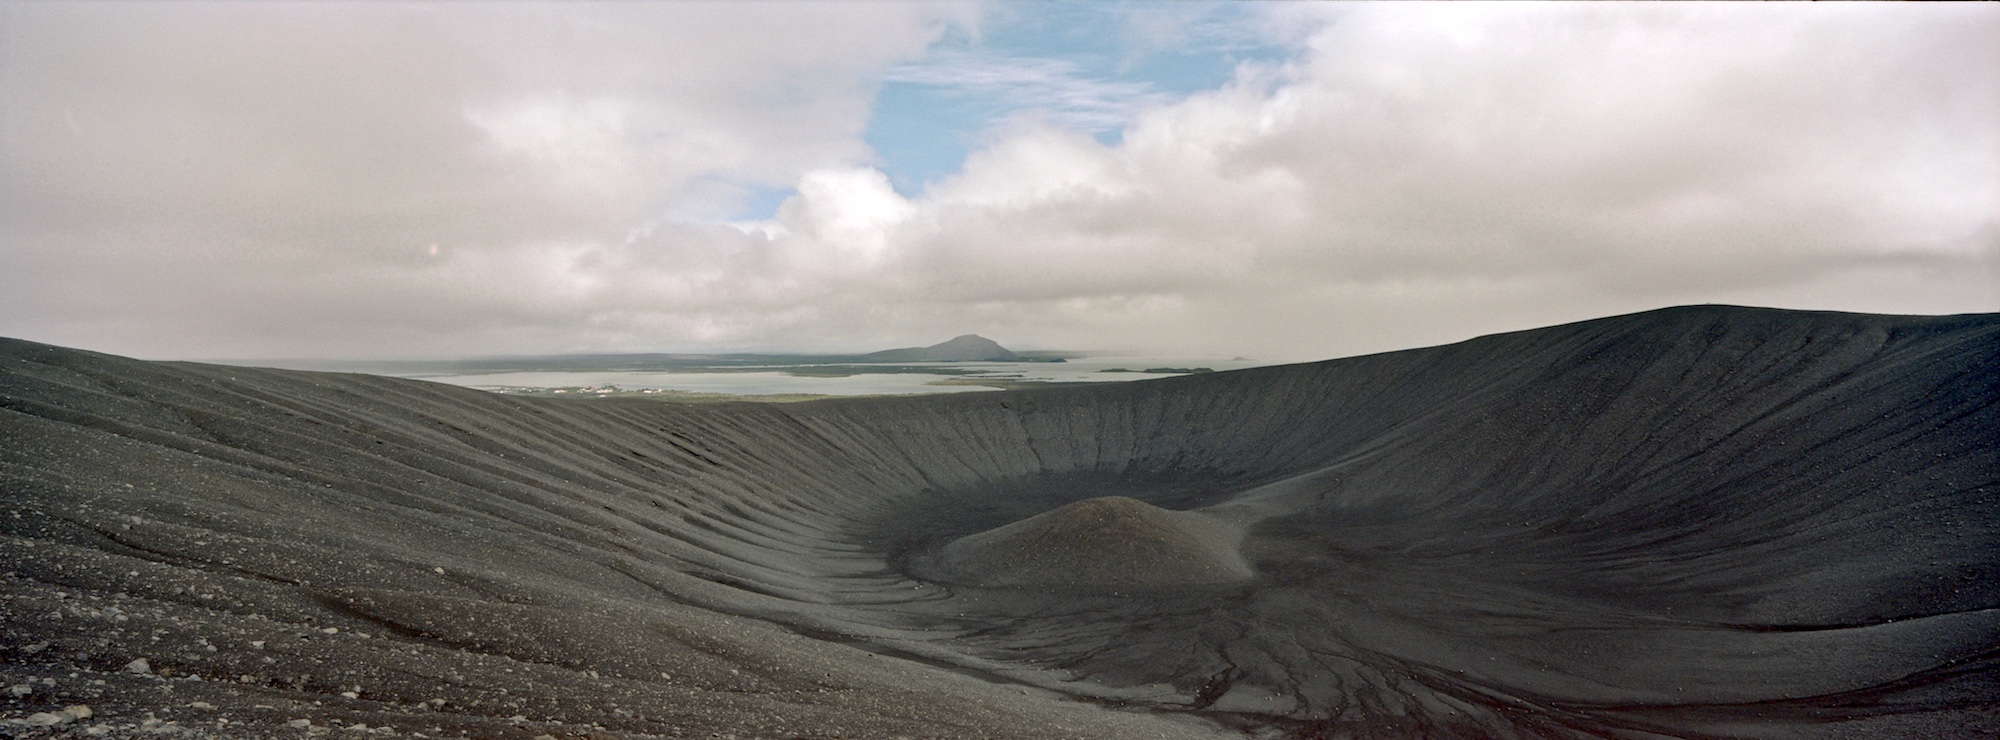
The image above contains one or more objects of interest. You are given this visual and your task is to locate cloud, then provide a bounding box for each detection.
[1,3,1993,361]
[882,51,1175,135]
[884,2,2000,355]
[0,2,958,357]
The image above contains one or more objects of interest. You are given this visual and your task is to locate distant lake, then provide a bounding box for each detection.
[401,355,1267,397]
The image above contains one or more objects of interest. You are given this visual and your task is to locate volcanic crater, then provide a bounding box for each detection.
[3,305,1996,738]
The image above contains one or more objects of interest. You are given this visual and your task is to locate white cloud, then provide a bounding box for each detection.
[777,168,914,263]
[1,3,1993,361]
[873,2,1999,357]
[883,51,1174,134]
[0,2,960,357]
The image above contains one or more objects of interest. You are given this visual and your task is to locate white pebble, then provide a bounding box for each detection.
[22,705,93,726]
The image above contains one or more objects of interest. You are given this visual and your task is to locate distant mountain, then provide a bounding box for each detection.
[860,334,1021,362]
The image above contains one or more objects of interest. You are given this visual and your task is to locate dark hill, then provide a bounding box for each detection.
[858,334,1020,362]
[918,496,1254,589]
[2,305,1995,738]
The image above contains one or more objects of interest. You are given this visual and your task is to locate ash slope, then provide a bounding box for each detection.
[3,306,1997,739]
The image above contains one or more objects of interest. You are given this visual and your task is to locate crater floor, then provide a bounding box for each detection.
[917,495,1254,590]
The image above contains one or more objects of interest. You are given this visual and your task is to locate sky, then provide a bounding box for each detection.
[2,2,1995,362]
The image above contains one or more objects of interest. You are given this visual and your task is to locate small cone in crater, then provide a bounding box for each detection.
[927,496,1253,589]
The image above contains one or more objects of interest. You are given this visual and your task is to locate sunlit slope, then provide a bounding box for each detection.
[3,305,1995,738]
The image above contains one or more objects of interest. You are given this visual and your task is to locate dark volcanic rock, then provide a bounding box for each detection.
[919,496,1253,589]
[3,305,1997,738]
[860,334,1020,362]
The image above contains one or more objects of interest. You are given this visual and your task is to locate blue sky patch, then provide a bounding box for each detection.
[865,2,1292,197]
